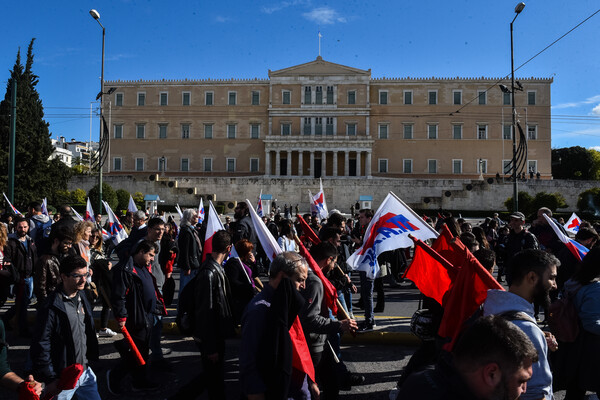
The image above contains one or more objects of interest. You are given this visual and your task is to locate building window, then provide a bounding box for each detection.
[428,159,438,174]
[135,158,144,171]
[181,158,189,172]
[403,124,413,139]
[503,124,512,140]
[326,86,334,104]
[404,90,413,105]
[527,125,537,140]
[136,124,145,139]
[205,92,214,106]
[115,93,123,106]
[325,117,334,135]
[452,124,462,140]
[250,158,259,173]
[478,159,488,174]
[252,91,260,105]
[281,123,291,136]
[282,90,291,104]
[379,90,388,105]
[348,90,356,105]
[182,92,191,106]
[251,124,260,139]
[453,159,462,174]
[315,86,323,104]
[428,91,437,105]
[204,124,213,139]
[403,159,413,173]
[379,159,388,173]
[428,124,438,139]
[304,87,311,104]
[528,91,536,105]
[227,158,236,172]
[227,124,237,139]
[379,124,389,139]
[160,92,168,106]
[503,160,511,174]
[478,91,487,105]
[503,92,511,105]
[528,160,537,173]
[159,124,168,139]
[181,124,190,139]
[228,92,237,105]
[453,91,462,105]
[137,92,145,106]
[477,124,488,140]
[303,117,312,135]
[113,157,122,171]
[347,123,356,136]
[204,158,212,172]
[314,117,323,135]
[114,124,123,139]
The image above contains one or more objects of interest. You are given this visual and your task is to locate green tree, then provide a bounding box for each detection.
[504,191,534,215]
[0,39,71,208]
[552,146,600,180]
[133,191,144,209]
[70,188,87,205]
[530,192,568,213]
[116,189,130,211]
[88,182,117,214]
[577,188,600,216]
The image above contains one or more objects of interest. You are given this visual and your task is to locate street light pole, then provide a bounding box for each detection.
[510,2,525,212]
[90,9,105,215]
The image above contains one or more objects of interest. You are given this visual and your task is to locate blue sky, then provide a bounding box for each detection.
[1,0,599,150]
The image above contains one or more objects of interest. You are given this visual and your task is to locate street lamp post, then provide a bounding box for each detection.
[510,2,525,212]
[90,9,105,215]
[160,156,166,177]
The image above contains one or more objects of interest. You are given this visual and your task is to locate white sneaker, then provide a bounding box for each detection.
[98,328,118,337]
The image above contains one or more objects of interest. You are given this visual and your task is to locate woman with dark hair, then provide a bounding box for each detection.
[277,220,298,253]
[224,239,262,324]
[471,226,491,250]
[558,248,600,399]
[89,228,116,337]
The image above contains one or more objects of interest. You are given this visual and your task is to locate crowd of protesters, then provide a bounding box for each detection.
[1,199,600,400]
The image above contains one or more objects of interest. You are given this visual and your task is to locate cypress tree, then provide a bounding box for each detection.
[0,39,71,209]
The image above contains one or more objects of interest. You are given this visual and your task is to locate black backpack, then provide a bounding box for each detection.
[176,275,198,336]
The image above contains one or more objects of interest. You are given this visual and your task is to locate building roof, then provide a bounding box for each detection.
[269,56,371,77]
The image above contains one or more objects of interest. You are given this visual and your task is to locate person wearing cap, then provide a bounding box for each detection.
[505,211,539,285]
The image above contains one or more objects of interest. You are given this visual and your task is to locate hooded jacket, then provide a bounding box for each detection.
[483,289,553,400]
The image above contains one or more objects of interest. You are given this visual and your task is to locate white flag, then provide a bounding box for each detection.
[246,198,282,262]
[203,201,238,260]
[85,198,95,222]
[311,178,328,220]
[41,198,49,216]
[128,195,138,213]
[347,192,439,278]
[563,212,582,235]
[102,201,129,244]
[198,198,205,224]
[175,204,183,219]
[72,207,84,222]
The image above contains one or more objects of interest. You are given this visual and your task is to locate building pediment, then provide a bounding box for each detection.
[269,56,371,78]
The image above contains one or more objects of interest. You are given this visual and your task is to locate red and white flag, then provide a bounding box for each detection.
[202,201,238,261]
[198,198,205,224]
[564,212,582,235]
[245,198,282,261]
[544,213,588,261]
[128,195,138,213]
[102,201,128,244]
[2,192,21,216]
[347,192,438,278]
[41,198,49,216]
[85,198,95,222]
[309,178,328,220]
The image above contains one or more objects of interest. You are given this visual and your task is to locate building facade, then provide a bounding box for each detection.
[105,57,552,180]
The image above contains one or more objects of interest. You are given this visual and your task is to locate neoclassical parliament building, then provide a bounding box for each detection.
[104,57,552,180]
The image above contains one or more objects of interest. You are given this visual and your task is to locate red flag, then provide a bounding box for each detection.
[437,242,504,351]
[403,238,457,306]
[297,239,338,315]
[297,215,320,246]
[203,201,226,261]
[432,224,465,267]
[289,317,316,382]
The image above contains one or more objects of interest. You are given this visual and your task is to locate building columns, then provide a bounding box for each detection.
[366,151,372,178]
[344,151,349,177]
[265,150,271,176]
[356,151,361,177]
[298,151,303,177]
[287,151,292,176]
[332,151,338,177]
[321,151,326,177]
[310,151,315,178]
[275,150,281,176]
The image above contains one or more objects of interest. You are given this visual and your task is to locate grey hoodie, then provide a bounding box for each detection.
[483,289,553,400]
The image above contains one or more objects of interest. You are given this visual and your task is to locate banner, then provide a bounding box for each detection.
[347,192,438,278]
[564,212,582,235]
[102,201,128,244]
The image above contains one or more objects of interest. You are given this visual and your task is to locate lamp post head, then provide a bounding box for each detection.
[89,9,100,20]
[515,3,525,14]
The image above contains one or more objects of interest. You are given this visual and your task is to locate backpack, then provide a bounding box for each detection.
[176,275,198,336]
[548,286,582,343]
[32,218,52,255]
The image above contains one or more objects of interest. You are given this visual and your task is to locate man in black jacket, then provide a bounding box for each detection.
[3,216,37,337]
[108,240,161,394]
[169,230,234,400]
[232,202,258,252]
[30,255,100,399]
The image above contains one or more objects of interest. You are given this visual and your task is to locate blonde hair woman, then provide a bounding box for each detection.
[73,220,95,266]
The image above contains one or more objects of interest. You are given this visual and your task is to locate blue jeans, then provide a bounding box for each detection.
[337,288,353,317]
[56,367,101,400]
[359,271,374,325]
